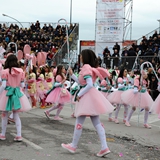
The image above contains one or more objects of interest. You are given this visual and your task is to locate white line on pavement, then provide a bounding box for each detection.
[10,133,43,150]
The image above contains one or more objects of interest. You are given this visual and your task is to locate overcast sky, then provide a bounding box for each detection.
[1,0,160,41]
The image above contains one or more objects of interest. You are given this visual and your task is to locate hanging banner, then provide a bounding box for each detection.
[95,0,124,56]
[96,19,124,42]
[80,41,95,53]
[96,0,124,43]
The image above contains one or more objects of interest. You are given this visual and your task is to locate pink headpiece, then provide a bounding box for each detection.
[101,80,107,86]
[7,53,13,57]
[141,70,147,76]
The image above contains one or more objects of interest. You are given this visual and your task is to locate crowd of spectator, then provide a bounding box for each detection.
[0,20,75,60]
[102,31,160,71]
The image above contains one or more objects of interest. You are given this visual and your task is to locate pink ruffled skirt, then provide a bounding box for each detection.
[100,92,109,99]
[121,89,153,109]
[0,90,32,112]
[45,87,71,104]
[74,87,114,117]
[107,90,125,104]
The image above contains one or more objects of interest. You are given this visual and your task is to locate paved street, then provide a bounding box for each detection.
[0,104,160,160]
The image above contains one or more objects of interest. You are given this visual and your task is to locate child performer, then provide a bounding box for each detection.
[61,49,114,157]
[36,66,48,109]
[27,66,37,108]
[0,55,31,141]
[121,70,153,128]
[45,65,54,90]
[44,64,71,120]
[107,68,130,124]
[45,65,54,107]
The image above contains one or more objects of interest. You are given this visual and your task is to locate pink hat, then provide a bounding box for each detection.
[141,70,147,76]
[100,80,107,86]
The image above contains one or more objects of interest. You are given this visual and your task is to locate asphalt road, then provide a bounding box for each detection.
[0,104,160,160]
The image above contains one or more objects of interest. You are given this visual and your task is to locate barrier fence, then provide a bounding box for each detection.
[103,55,160,70]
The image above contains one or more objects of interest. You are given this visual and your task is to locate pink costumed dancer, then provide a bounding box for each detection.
[44,64,71,120]
[27,68,37,108]
[61,49,114,157]
[121,70,153,128]
[107,68,130,124]
[99,80,110,98]
[0,55,31,141]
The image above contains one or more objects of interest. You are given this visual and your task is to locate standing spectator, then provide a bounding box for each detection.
[127,47,137,70]
[132,42,138,51]
[121,47,129,68]
[35,20,40,30]
[152,30,158,39]
[42,24,48,32]
[113,42,120,54]
[112,49,119,69]
[98,56,102,67]
[148,75,159,101]
[103,46,111,68]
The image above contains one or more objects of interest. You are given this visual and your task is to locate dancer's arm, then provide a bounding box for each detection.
[71,74,79,83]
[133,86,139,94]
[0,80,6,94]
[77,77,92,98]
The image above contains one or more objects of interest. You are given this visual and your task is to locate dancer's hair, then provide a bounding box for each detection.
[4,54,20,74]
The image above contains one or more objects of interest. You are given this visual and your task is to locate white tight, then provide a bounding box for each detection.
[71,116,109,150]
[1,111,21,137]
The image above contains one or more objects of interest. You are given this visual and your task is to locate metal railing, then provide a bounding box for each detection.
[102,55,160,70]
[136,27,160,45]
[0,21,77,29]
[53,23,79,68]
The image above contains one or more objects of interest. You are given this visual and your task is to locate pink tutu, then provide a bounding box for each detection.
[37,89,48,99]
[45,87,71,104]
[74,87,114,117]
[100,92,109,99]
[121,89,153,109]
[150,95,160,117]
[0,90,32,112]
[107,90,125,104]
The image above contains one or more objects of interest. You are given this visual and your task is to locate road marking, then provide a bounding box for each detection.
[10,133,43,150]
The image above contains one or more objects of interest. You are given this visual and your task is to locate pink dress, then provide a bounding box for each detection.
[45,75,71,104]
[36,75,48,100]
[107,77,128,104]
[121,76,153,109]
[74,64,114,117]
[0,68,32,112]
[99,80,109,99]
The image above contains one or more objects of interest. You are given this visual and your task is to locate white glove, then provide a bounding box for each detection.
[133,87,138,94]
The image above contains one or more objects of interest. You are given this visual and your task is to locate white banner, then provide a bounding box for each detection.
[95,0,124,58]
[96,19,124,42]
[95,0,124,43]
